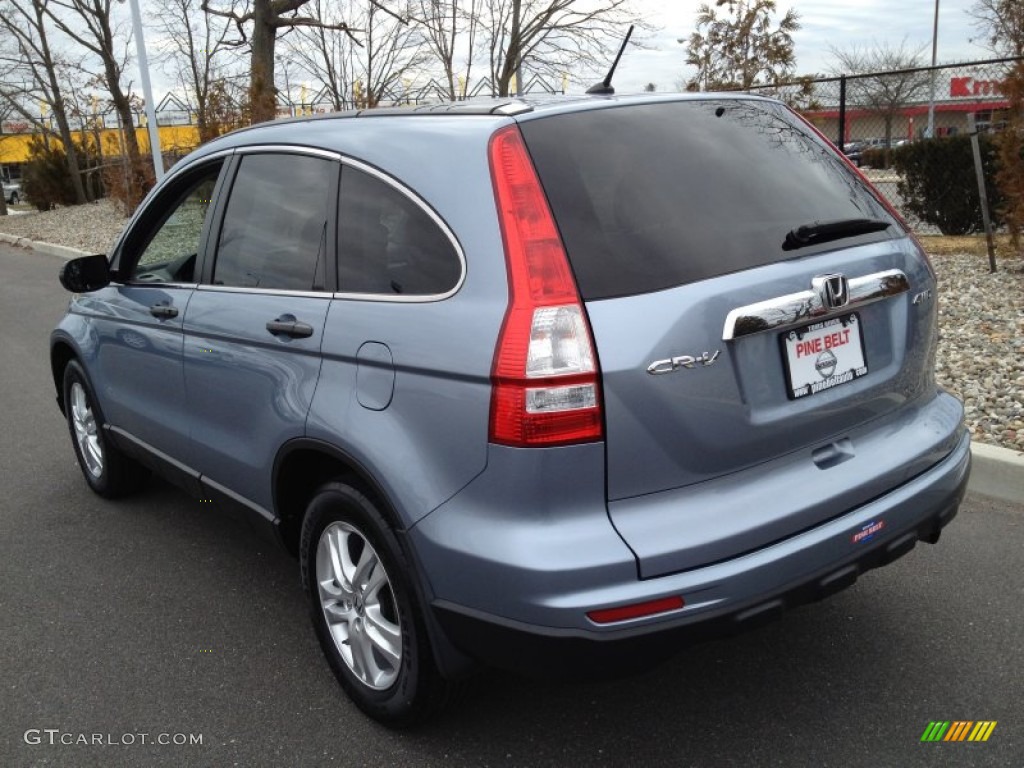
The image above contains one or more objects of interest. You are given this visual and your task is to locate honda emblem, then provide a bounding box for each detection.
[813,274,850,310]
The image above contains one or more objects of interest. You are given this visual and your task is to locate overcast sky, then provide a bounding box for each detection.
[132,0,994,100]
[609,0,989,94]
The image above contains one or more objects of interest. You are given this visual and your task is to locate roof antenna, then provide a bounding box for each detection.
[586,25,634,95]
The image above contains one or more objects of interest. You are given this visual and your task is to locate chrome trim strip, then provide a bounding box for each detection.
[330,290,459,303]
[234,144,342,161]
[122,282,199,290]
[195,285,333,299]
[722,269,910,341]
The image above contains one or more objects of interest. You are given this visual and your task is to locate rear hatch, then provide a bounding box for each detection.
[519,97,940,563]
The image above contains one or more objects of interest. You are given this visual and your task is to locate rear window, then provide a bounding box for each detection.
[519,99,899,300]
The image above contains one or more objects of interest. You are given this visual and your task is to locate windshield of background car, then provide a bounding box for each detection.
[519,99,900,301]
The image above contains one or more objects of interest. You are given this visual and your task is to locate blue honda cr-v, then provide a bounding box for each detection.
[51,93,970,725]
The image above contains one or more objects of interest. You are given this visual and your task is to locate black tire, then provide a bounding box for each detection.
[62,359,146,498]
[10,192,18,205]
[300,481,451,726]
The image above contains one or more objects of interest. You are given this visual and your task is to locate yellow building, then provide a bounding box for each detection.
[0,124,201,174]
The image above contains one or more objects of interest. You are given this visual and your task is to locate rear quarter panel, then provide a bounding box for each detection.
[302,117,512,527]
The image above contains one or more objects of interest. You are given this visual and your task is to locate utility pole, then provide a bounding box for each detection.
[967,112,997,272]
[926,0,939,139]
[512,0,522,96]
[121,0,164,180]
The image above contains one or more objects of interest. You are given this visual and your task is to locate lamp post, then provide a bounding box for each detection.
[926,0,939,139]
[512,0,522,96]
[119,0,164,180]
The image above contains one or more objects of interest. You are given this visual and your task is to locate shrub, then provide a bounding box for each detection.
[22,138,77,211]
[892,135,1004,236]
[20,138,104,211]
[860,147,887,169]
[101,157,156,215]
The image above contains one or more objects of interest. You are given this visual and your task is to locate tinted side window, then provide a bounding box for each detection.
[214,154,335,291]
[338,166,460,296]
[126,163,222,283]
[520,100,899,300]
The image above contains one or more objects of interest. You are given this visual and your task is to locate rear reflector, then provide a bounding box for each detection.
[488,125,603,447]
[587,596,685,625]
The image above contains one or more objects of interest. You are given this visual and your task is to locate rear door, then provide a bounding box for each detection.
[183,150,337,519]
[519,98,933,502]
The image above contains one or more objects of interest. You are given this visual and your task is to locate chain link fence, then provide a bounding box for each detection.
[740,57,1022,235]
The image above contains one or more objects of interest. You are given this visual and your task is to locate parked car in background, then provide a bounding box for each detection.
[842,140,865,166]
[863,136,912,150]
[51,93,971,726]
[3,180,21,205]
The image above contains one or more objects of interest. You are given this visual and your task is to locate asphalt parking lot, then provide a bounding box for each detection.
[2,242,1022,767]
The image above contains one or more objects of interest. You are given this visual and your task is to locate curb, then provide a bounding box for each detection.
[967,442,1024,506]
[2,232,1022,508]
[0,232,90,260]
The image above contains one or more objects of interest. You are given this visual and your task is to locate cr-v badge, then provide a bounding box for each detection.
[647,350,721,375]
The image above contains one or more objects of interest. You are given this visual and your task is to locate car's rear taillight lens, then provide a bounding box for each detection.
[488,125,603,447]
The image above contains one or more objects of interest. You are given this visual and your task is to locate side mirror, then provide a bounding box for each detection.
[59,254,111,293]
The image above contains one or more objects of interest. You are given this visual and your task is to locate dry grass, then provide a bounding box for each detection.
[917,233,1021,260]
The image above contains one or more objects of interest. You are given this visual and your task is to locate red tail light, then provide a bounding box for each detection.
[488,125,603,447]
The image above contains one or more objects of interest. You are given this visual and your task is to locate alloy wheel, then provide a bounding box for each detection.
[70,381,104,478]
[316,521,402,690]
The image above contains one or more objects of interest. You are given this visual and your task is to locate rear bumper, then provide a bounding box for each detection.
[416,429,971,678]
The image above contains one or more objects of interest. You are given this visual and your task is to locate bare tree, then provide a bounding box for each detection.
[750,74,822,112]
[43,0,148,205]
[683,0,799,91]
[285,0,355,110]
[970,0,1024,58]
[0,0,89,202]
[353,0,425,106]
[286,0,425,110]
[482,0,638,97]
[829,41,929,159]
[410,0,482,100]
[202,0,368,123]
[155,0,239,142]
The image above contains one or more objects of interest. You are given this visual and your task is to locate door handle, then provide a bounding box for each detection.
[149,303,178,319]
[266,317,314,338]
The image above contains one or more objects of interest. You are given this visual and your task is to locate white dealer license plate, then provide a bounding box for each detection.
[781,314,868,399]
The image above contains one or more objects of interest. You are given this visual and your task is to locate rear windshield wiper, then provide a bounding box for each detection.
[783,218,891,251]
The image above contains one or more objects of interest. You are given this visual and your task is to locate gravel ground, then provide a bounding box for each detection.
[0,199,129,254]
[934,253,1024,451]
[1,203,1021,451]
